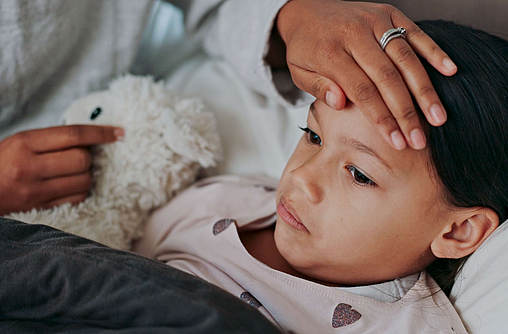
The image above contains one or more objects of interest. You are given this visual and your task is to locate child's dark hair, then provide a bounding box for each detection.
[415,20,508,295]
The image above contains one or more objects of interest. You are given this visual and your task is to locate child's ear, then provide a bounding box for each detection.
[430,208,499,259]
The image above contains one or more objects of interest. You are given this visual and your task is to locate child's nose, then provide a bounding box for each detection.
[289,159,324,204]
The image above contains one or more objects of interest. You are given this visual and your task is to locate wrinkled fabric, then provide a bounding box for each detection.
[0,217,282,334]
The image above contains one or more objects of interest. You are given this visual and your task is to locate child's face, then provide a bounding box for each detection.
[275,100,451,286]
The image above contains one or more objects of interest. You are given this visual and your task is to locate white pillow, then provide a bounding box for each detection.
[450,218,508,333]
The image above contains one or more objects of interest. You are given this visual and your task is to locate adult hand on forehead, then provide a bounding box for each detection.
[0,125,123,216]
[270,0,457,150]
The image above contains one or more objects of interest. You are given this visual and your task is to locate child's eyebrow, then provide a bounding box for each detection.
[341,136,394,175]
[310,102,319,122]
[310,101,394,175]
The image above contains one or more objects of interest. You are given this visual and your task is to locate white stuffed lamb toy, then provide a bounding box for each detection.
[5,75,222,250]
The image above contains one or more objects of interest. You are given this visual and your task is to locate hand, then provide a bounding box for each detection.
[270,0,458,150]
[0,125,124,216]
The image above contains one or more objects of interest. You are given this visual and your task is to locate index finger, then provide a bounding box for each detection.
[327,54,406,150]
[24,125,124,153]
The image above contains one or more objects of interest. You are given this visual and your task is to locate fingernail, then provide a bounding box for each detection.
[390,130,406,150]
[443,57,457,71]
[114,128,125,141]
[410,129,426,149]
[326,91,337,109]
[430,104,446,124]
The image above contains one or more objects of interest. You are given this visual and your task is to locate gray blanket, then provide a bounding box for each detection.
[0,218,282,334]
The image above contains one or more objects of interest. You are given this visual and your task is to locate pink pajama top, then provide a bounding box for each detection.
[133,174,467,334]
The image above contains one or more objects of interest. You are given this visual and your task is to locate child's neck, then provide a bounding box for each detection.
[239,225,342,287]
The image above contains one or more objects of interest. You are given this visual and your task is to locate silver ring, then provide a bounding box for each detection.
[379,27,407,50]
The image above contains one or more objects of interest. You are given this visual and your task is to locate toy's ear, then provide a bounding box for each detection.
[61,91,119,126]
[163,98,223,168]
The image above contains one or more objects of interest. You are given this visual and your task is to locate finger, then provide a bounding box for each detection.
[383,37,447,128]
[376,23,448,128]
[323,54,407,150]
[288,64,347,110]
[36,148,93,180]
[23,125,124,153]
[391,9,457,77]
[352,37,426,149]
[43,193,89,209]
[40,172,92,202]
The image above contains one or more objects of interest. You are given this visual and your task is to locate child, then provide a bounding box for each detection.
[133,20,508,333]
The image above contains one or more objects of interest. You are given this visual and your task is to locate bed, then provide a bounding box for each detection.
[130,2,508,333]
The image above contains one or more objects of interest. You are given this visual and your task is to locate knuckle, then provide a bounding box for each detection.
[98,126,110,141]
[429,45,440,56]
[17,186,33,203]
[319,39,340,61]
[407,25,425,39]
[310,78,329,99]
[393,45,415,64]
[76,149,92,170]
[397,108,418,121]
[384,4,400,20]
[37,159,50,178]
[353,82,378,103]
[289,67,305,90]
[419,85,436,98]
[373,113,394,127]
[379,65,400,84]
[7,164,26,182]
[378,3,396,12]
[346,17,366,32]
[362,4,394,23]
[66,125,84,144]
[8,133,28,150]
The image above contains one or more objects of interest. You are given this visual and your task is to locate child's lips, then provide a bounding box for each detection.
[278,198,309,233]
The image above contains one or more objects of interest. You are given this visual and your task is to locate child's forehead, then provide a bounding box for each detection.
[308,101,376,141]
[309,100,430,177]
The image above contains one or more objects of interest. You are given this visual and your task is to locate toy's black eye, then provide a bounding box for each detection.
[90,107,102,120]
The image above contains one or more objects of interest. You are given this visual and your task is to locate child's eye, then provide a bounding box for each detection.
[346,165,377,187]
[298,126,322,146]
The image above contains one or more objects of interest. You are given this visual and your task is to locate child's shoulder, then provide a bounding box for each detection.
[146,173,278,234]
[172,173,278,223]
[134,174,278,257]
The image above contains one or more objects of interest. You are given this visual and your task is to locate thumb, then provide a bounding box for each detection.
[289,66,347,110]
